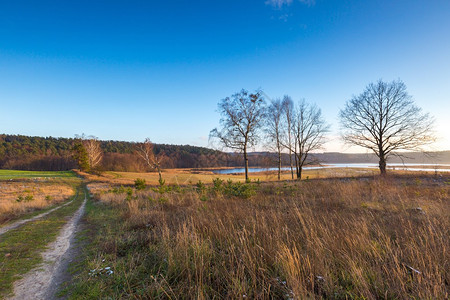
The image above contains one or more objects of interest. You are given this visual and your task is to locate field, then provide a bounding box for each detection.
[0,171,79,224]
[67,172,450,299]
[0,170,76,179]
[77,167,380,187]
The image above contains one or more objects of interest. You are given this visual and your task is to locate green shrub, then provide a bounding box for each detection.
[196,180,206,194]
[212,178,224,193]
[125,187,133,201]
[134,178,146,190]
[111,185,126,194]
[224,180,256,199]
[25,195,34,201]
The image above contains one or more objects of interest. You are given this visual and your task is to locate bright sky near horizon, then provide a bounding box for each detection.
[1,0,449,152]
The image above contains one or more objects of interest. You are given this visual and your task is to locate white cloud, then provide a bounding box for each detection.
[265,0,293,8]
[265,0,315,8]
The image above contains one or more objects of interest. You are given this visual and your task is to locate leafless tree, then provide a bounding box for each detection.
[210,89,266,181]
[75,134,103,170]
[284,100,328,179]
[281,96,295,179]
[135,138,163,182]
[265,98,285,180]
[339,79,435,175]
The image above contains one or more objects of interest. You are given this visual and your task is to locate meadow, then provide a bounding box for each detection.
[0,171,79,224]
[68,172,449,299]
[0,170,76,179]
[78,167,380,187]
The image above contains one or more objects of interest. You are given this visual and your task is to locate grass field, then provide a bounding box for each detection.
[0,170,76,179]
[68,173,449,299]
[0,170,80,225]
[77,167,380,187]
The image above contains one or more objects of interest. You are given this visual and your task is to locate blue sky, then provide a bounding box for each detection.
[1,0,449,151]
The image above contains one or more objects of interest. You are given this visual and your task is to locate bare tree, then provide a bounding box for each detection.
[210,89,266,181]
[285,100,328,179]
[75,134,103,170]
[135,138,163,182]
[339,79,435,175]
[282,96,295,179]
[265,98,285,180]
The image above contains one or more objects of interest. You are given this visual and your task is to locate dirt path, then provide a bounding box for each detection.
[0,194,77,237]
[8,193,87,300]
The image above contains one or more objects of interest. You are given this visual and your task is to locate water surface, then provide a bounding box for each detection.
[211,163,450,174]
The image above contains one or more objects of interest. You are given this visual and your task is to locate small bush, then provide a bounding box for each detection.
[111,185,126,194]
[25,195,34,201]
[134,178,146,190]
[196,181,206,194]
[212,178,224,193]
[224,180,256,199]
[125,187,133,201]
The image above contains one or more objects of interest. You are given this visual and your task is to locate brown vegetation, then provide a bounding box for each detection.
[77,167,381,187]
[85,174,449,298]
[0,179,75,224]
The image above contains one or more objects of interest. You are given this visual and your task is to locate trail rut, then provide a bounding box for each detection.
[8,194,87,300]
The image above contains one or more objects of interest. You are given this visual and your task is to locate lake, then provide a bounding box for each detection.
[211,163,450,174]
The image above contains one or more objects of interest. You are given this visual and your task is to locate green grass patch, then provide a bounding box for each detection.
[0,183,86,298]
[0,170,76,179]
[61,195,125,299]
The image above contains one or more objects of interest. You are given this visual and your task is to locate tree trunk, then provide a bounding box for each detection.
[289,150,294,179]
[244,146,249,181]
[157,168,163,182]
[296,166,302,179]
[379,156,387,175]
[288,130,294,179]
[277,150,281,180]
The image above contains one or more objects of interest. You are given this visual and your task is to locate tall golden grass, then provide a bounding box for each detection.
[0,179,75,224]
[91,175,449,299]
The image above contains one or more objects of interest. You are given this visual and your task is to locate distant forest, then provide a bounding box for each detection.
[1,134,449,171]
[0,134,270,171]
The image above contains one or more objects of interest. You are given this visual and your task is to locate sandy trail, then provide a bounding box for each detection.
[8,194,87,300]
[0,194,77,237]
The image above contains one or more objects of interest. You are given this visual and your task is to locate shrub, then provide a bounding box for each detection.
[125,187,133,201]
[111,185,126,194]
[224,180,256,199]
[134,178,146,190]
[195,181,206,194]
[212,178,224,193]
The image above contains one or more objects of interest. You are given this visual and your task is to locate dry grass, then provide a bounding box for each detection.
[77,167,380,186]
[0,179,75,224]
[78,174,450,299]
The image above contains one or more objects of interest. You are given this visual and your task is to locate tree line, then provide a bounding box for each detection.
[0,134,276,172]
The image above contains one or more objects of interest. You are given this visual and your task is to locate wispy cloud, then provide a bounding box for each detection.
[265,0,293,9]
[265,0,315,9]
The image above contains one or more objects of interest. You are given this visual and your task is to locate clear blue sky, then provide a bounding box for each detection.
[1,0,449,151]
